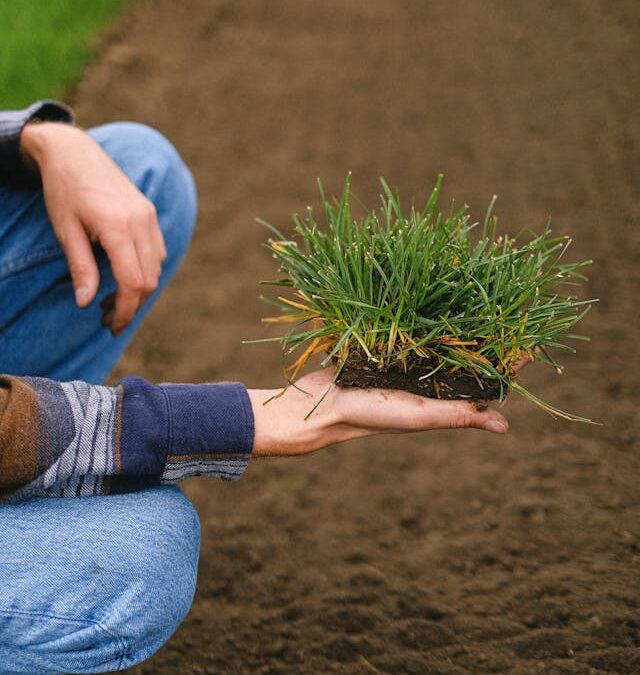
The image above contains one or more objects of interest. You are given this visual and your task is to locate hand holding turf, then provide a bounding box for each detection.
[248,357,530,458]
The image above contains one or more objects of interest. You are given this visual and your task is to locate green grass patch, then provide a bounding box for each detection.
[255,174,595,421]
[0,0,129,109]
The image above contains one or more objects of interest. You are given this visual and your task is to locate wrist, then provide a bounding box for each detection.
[248,387,338,457]
[20,121,72,168]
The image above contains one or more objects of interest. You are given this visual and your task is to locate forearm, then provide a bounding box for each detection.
[0,374,253,502]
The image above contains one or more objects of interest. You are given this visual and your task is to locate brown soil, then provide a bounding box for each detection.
[73,1,639,673]
[336,353,504,401]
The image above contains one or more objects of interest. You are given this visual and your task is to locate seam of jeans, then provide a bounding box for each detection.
[0,245,64,279]
[0,606,130,657]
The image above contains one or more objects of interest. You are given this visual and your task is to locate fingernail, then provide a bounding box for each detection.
[484,419,508,433]
[76,287,90,306]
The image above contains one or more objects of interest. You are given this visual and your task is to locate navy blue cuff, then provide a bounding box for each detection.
[160,382,254,458]
[117,377,169,491]
[0,99,74,185]
[114,377,254,493]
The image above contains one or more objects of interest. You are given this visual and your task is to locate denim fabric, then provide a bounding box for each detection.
[0,486,200,673]
[0,121,197,384]
[0,123,201,672]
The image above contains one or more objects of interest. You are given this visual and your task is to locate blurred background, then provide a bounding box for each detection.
[0,0,127,108]
[2,1,639,673]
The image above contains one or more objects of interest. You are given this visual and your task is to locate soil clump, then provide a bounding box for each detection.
[336,352,504,401]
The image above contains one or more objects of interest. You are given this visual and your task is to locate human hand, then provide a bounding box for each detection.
[20,122,166,336]
[248,355,532,456]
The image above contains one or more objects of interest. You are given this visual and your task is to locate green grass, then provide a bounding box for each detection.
[254,174,596,421]
[0,0,129,109]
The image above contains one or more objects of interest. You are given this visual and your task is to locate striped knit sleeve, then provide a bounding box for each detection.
[0,374,254,502]
[0,100,74,185]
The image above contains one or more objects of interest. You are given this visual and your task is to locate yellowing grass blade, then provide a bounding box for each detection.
[277,296,319,313]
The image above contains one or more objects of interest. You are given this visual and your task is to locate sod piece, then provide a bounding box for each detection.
[254,175,595,421]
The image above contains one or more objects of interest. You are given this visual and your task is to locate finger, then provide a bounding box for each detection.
[327,406,509,446]
[336,384,510,434]
[132,224,162,306]
[139,199,166,264]
[139,199,165,261]
[151,219,167,263]
[372,393,510,434]
[57,219,100,307]
[336,399,509,440]
[424,399,509,433]
[99,230,146,335]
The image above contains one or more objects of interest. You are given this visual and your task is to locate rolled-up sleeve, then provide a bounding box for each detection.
[0,374,254,502]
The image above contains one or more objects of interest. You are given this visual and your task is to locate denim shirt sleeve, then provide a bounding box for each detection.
[0,374,254,501]
[0,100,74,185]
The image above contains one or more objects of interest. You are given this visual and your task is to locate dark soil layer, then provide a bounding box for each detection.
[337,353,504,401]
[73,1,639,673]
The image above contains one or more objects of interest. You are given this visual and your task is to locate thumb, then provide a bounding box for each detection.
[58,220,100,308]
[469,406,509,434]
[432,399,509,434]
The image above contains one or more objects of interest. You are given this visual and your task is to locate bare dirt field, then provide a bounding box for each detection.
[73,1,639,672]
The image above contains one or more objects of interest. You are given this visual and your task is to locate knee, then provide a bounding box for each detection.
[0,488,200,673]
[89,122,197,275]
[114,487,201,668]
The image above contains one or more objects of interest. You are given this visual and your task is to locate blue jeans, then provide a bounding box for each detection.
[0,123,200,673]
